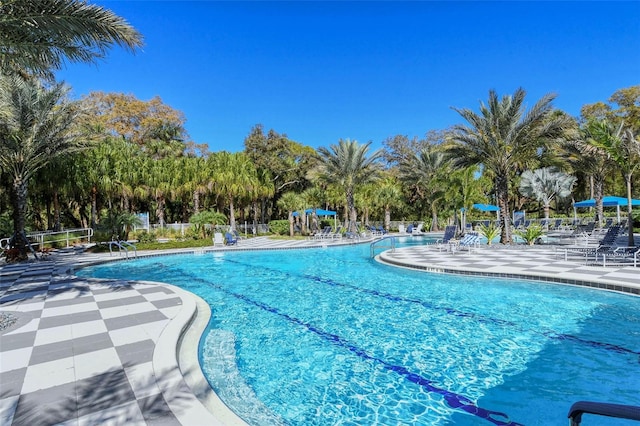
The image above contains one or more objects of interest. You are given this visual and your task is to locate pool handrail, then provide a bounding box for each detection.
[568,401,640,425]
[108,240,137,258]
[370,236,395,257]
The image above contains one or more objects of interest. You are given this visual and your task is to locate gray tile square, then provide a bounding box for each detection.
[0,367,27,397]
[38,310,102,329]
[104,310,167,331]
[72,333,114,356]
[97,295,147,309]
[75,368,136,417]
[151,298,182,309]
[12,381,77,426]
[29,340,74,365]
[138,286,174,295]
[115,340,154,365]
[0,331,36,351]
[138,394,180,425]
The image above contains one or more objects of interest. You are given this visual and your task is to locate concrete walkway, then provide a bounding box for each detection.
[1,235,638,426]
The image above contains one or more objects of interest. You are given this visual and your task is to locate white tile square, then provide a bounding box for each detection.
[34,324,73,345]
[124,362,162,399]
[159,305,181,319]
[0,347,33,371]
[73,348,121,381]
[21,357,75,393]
[108,327,147,347]
[3,318,40,335]
[140,321,169,342]
[71,320,108,338]
[45,288,89,301]
[93,289,139,302]
[14,299,46,313]
[99,303,155,320]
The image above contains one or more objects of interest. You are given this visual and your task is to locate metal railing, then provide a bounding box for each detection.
[568,401,640,425]
[108,240,137,259]
[370,236,396,258]
[0,228,93,251]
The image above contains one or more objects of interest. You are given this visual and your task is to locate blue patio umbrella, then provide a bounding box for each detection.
[573,196,640,222]
[472,203,500,212]
[293,208,337,228]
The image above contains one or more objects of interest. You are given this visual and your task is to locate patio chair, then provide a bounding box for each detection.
[562,225,622,263]
[436,225,457,251]
[213,232,224,246]
[596,246,639,267]
[314,226,332,240]
[224,232,238,245]
[451,232,480,254]
[412,223,424,234]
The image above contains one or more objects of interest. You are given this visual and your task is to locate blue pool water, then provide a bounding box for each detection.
[78,240,640,425]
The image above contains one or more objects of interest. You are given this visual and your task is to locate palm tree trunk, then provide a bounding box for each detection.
[594,175,604,227]
[626,174,635,247]
[193,190,200,213]
[347,188,357,233]
[156,196,165,227]
[385,206,391,231]
[91,185,98,228]
[53,188,61,231]
[229,198,236,230]
[288,212,294,237]
[430,206,439,232]
[9,174,31,260]
[543,203,550,230]
[496,175,511,244]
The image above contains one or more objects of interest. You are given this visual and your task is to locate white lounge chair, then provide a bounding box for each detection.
[213,232,224,246]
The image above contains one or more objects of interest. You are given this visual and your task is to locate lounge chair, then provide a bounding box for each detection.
[562,225,622,263]
[224,232,238,245]
[213,232,224,246]
[314,226,332,240]
[596,246,639,267]
[412,223,424,234]
[451,232,480,254]
[436,225,457,251]
[406,224,414,234]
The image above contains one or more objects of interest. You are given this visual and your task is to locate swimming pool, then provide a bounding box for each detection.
[79,241,640,425]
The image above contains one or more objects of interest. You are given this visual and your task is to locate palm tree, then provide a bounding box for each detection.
[519,167,576,228]
[0,0,143,77]
[584,120,640,245]
[399,146,449,232]
[373,176,403,232]
[0,76,86,257]
[277,191,302,237]
[447,88,569,243]
[565,119,620,227]
[211,151,260,231]
[316,139,382,233]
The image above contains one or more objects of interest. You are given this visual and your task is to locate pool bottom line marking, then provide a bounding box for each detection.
[179,269,523,426]
[224,258,640,359]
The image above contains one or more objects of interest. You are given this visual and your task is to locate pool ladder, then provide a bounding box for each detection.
[370,236,396,257]
[108,240,137,259]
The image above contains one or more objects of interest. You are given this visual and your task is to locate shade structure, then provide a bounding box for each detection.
[573,196,640,208]
[472,203,500,212]
[573,196,640,223]
[292,208,337,216]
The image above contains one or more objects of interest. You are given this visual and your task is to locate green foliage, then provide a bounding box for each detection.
[132,230,156,244]
[268,220,290,235]
[189,210,227,238]
[515,224,545,245]
[99,211,142,241]
[478,222,501,245]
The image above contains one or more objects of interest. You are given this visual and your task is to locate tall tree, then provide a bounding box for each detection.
[446,88,569,243]
[316,139,382,233]
[0,0,142,77]
[0,76,87,257]
[585,121,640,245]
[399,145,449,231]
[373,176,403,232]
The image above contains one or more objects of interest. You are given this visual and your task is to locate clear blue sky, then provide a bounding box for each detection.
[57,1,640,153]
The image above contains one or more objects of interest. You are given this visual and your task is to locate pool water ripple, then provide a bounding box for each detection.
[78,246,640,425]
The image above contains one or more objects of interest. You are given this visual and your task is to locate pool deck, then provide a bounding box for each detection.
[1,235,639,425]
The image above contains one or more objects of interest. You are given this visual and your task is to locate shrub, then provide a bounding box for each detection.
[515,225,545,245]
[478,222,501,245]
[268,220,290,235]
